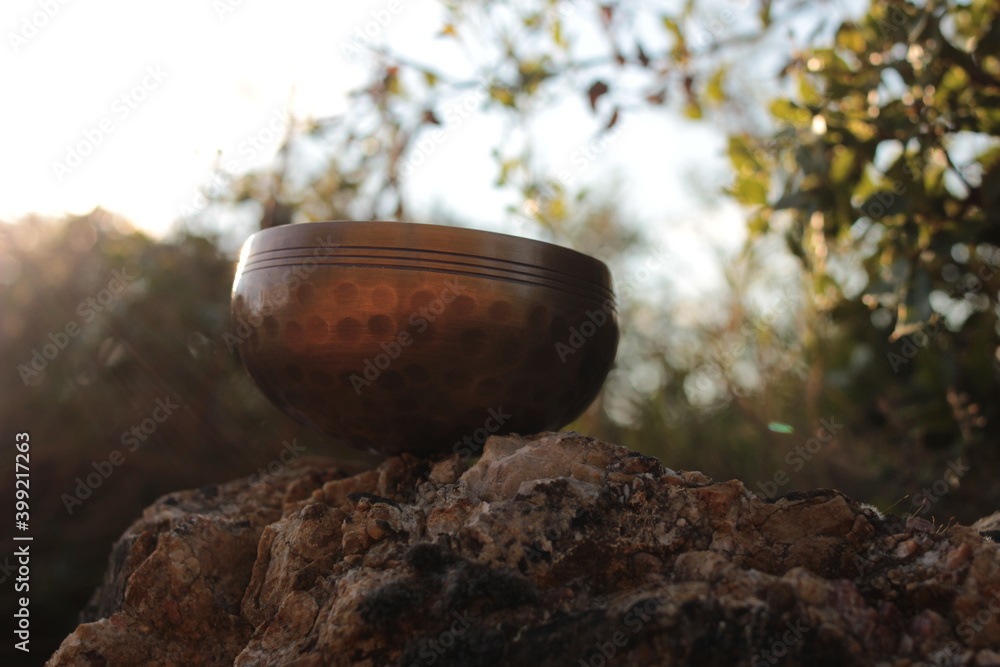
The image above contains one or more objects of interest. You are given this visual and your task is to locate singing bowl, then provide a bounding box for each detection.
[231,221,618,456]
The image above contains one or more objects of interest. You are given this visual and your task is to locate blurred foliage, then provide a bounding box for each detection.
[202,0,999,516]
[727,0,1000,509]
[0,211,377,660]
[3,0,999,660]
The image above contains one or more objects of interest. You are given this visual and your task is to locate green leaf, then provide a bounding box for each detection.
[661,16,686,60]
[728,136,762,174]
[733,174,768,205]
[795,71,823,107]
[834,24,865,54]
[489,86,517,108]
[707,67,726,104]
[748,211,771,235]
[770,99,812,125]
[830,146,856,184]
[551,18,566,48]
[519,59,552,94]
[924,162,946,196]
[661,16,682,41]
[496,159,519,187]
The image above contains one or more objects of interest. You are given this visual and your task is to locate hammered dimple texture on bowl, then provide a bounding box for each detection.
[232,222,618,456]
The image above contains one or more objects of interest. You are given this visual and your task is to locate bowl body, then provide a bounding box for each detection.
[231,221,618,456]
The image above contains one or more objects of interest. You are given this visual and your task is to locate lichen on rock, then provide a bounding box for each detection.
[48,432,1000,666]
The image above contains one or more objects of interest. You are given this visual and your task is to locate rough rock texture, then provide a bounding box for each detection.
[49,432,1000,666]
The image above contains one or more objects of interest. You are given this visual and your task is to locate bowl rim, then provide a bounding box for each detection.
[240,220,613,291]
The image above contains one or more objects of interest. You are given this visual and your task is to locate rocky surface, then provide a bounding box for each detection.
[48,432,1000,666]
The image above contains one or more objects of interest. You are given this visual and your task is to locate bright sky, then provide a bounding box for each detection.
[3,0,377,237]
[1,0,748,251]
[1,0,866,415]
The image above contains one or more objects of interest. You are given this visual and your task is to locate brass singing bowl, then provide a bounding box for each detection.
[231,221,618,456]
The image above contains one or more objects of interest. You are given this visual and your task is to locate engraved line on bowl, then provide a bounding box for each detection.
[243,237,606,275]
[246,219,603,262]
[239,261,617,304]
[242,245,614,295]
[241,252,614,299]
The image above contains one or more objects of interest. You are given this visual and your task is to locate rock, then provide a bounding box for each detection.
[47,432,1000,666]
